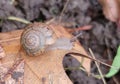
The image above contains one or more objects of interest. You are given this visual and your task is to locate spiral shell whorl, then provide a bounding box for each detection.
[21,23,53,56]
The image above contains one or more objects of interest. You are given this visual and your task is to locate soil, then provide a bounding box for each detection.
[0,0,120,84]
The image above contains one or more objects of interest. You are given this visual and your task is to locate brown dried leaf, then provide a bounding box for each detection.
[0,59,25,84]
[0,23,91,84]
[99,0,120,22]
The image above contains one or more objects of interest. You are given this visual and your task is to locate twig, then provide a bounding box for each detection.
[68,52,118,70]
[65,67,102,79]
[48,72,53,84]
[75,25,92,31]
[8,16,31,24]
[59,0,70,22]
[113,76,119,84]
[45,18,55,25]
[70,32,82,42]
[89,48,107,84]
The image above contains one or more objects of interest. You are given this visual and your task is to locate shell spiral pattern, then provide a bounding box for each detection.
[21,23,47,56]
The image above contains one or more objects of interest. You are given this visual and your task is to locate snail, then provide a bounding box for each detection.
[21,23,73,56]
[21,23,56,56]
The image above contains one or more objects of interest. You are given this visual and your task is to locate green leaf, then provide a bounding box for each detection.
[105,46,120,78]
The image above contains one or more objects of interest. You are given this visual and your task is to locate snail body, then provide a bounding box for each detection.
[21,23,55,56]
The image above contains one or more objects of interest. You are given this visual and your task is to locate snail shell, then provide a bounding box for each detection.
[21,23,55,56]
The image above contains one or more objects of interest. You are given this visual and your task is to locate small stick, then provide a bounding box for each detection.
[89,48,107,84]
[75,25,92,31]
[8,16,31,24]
[59,0,70,22]
[68,52,118,70]
[113,76,119,84]
[70,32,82,42]
[65,67,101,79]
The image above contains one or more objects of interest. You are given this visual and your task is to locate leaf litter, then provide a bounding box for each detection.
[0,59,25,84]
[0,0,120,84]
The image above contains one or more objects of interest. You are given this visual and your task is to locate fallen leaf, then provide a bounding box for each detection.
[0,23,91,84]
[0,59,25,84]
[105,45,120,78]
[99,0,120,22]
